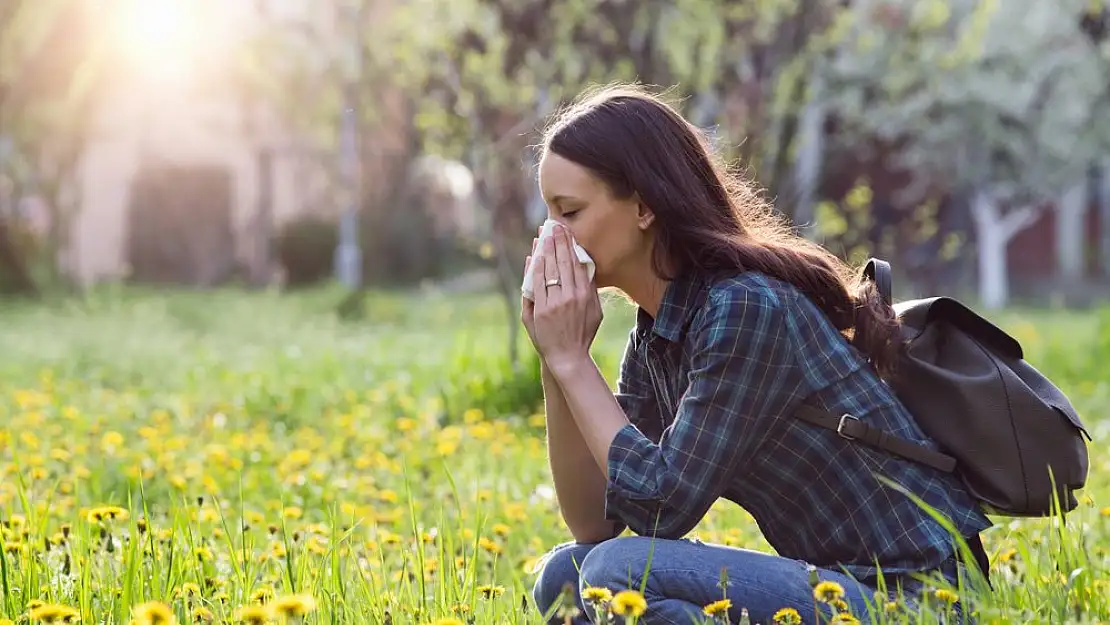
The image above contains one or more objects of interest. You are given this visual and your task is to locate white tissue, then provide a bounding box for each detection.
[521,218,596,300]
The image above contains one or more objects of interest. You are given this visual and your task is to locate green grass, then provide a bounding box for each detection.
[0,285,1107,624]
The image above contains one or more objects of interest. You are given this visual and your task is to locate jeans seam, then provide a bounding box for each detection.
[628,566,824,614]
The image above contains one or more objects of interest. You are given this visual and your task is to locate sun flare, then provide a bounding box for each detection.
[116,0,199,82]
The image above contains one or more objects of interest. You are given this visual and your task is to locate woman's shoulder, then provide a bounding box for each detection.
[692,270,844,346]
[698,270,806,316]
[697,270,869,381]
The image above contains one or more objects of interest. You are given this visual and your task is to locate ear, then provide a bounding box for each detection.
[633,194,655,230]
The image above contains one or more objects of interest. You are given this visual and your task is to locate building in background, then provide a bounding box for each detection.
[69,0,414,287]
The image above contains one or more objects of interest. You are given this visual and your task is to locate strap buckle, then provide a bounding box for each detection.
[837,414,859,440]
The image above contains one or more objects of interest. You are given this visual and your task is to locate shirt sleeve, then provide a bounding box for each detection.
[603,286,804,539]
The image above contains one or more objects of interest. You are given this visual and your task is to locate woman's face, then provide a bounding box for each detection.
[537,152,653,289]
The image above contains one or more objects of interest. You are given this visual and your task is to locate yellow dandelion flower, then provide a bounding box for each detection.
[491,523,511,537]
[85,503,128,523]
[435,440,458,456]
[831,614,859,624]
[934,589,959,605]
[814,581,844,603]
[271,594,316,618]
[28,603,80,623]
[428,619,464,625]
[234,604,272,625]
[610,590,647,617]
[773,607,802,625]
[191,606,214,623]
[703,598,731,616]
[306,536,328,555]
[502,502,528,522]
[101,431,124,451]
[132,601,176,625]
[582,587,613,604]
[250,586,274,605]
[477,536,502,555]
[883,601,900,613]
[175,583,201,599]
[476,585,504,599]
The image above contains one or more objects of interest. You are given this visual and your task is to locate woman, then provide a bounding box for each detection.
[521,84,991,625]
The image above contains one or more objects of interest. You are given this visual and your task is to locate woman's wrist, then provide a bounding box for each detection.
[545,352,595,385]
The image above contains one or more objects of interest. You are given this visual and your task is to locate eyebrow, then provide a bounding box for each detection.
[547,194,582,205]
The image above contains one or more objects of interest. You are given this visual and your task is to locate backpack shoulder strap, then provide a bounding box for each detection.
[863,258,893,306]
[794,404,957,473]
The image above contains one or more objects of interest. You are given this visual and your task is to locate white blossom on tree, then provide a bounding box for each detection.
[823,0,1110,308]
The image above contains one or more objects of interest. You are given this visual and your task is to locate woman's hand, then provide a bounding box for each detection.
[523,223,602,373]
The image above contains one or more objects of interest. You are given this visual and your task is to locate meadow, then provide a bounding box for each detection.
[0,284,1108,625]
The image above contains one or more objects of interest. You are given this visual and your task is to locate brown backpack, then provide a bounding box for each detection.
[795,258,1092,585]
[797,258,1091,518]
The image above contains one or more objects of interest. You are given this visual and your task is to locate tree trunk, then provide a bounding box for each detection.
[972,190,1041,310]
[249,148,275,288]
[1054,180,1087,281]
[791,67,825,239]
[0,217,37,296]
[1098,159,1110,278]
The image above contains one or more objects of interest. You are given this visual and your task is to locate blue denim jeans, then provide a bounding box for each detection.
[531,536,963,625]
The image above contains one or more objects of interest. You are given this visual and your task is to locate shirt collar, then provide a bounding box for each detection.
[635,271,709,343]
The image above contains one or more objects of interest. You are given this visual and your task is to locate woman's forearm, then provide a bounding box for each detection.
[546,355,631,474]
[541,361,621,543]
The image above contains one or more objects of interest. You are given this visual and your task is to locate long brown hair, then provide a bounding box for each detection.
[540,84,902,377]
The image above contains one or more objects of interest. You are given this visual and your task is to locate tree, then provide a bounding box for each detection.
[384,0,644,367]
[823,0,1110,308]
[383,0,856,364]
[237,0,425,290]
[0,0,106,292]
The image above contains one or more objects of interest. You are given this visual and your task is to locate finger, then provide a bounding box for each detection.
[542,234,560,290]
[571,246,591,294]
[553,225,577,293]
[521,295,534,324]
[533,252,549,308]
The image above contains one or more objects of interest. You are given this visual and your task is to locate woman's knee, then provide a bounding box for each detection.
[531,541,599,615]
[578,536,659,591]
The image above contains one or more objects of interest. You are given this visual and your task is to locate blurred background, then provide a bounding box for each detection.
[3,0,1110,314]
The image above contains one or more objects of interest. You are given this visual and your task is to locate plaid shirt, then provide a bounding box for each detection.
[604,270,992,583]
